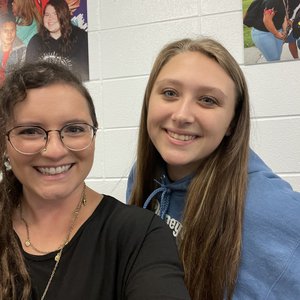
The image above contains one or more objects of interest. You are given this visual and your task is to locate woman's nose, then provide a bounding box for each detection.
[42,131,68,156]
[171,98,195,125]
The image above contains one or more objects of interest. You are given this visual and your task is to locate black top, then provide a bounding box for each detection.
[253,0,295,31]
[25,25,89,81]
[19,195,190,300]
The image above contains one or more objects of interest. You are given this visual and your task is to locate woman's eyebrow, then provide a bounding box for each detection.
[155,78,226,99]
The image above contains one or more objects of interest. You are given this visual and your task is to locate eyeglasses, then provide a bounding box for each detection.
[6,123,97,155]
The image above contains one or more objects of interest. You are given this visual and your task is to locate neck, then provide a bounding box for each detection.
[50,31,61,40]
[20,183,86,222]
[2,44,12,52]
[16,184,87,255]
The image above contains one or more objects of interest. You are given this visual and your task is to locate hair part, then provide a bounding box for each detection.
[0,61,97,299]
[130,37,250,299]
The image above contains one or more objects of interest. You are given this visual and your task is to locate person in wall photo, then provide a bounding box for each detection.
[0,61,191,299]
[126,37,300,299]
[26,0,89,81]
[248,0,300,61]
[0,14,26,85]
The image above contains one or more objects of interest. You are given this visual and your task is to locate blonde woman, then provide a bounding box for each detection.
[127,37,300,299]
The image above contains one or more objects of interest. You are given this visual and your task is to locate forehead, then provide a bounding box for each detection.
[45,4,56,13]
[155,51,235,98]
[12,83,91,124]
[0,22,16,31]
[158,51,229,79]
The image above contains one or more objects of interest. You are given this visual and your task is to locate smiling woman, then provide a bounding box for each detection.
[0,61,190,300]
[146,51,236,181]
[126,37,300,299]
[25,0,89,81]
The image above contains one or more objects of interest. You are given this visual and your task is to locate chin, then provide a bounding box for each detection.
[162,153,191,166]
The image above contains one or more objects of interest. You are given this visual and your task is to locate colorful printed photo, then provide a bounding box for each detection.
[0,0,89,86]
[243,0,300,64]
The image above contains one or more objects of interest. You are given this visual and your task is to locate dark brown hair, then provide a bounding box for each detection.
[40,0,73,55]
[0,61,97,299]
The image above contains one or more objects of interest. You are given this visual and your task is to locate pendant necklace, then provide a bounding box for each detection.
[19,184,87,300]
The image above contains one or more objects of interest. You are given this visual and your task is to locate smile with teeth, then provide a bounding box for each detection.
[37,164,72,175]
[167,130,197,141]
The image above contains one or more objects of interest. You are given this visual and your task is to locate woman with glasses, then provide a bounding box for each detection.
[0,62,190,300]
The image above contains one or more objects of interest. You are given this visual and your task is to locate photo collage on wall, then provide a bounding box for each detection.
[243,0,300,64]
[0,0,89,86]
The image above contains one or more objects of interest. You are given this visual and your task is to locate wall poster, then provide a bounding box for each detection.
[0,0,89,86]
[243,0,300,64]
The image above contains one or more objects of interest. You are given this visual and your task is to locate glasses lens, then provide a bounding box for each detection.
[61,123,95,151]
[8,126,47,154]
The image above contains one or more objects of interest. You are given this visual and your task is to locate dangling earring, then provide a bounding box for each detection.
[4,156,12,171]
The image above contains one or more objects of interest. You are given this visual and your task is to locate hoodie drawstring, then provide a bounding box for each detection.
[143,177,171,220]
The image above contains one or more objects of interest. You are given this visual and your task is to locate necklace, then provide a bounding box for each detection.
[20,185,87,254]
[19,184,87,300]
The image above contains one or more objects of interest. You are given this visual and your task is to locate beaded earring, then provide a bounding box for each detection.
[4,155,12,171]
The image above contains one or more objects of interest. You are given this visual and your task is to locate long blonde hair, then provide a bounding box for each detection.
[129,38,250,299]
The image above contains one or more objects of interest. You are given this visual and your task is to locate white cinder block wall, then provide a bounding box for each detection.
[85,0,300,202]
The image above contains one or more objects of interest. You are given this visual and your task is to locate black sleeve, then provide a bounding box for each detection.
[125,214,191,300]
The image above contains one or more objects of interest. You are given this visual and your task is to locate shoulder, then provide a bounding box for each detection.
[264,0,282,8]
[103,195,158,221]
[246,149,300,241]
[101,195,163,231]
[236,150,300,298]
[246,150,300,222]
[12,37,25,49]
[71,25,87,37]
[128,163,136,180]
[30,33,42,41]
[27,34,42,46]
[247,149,300,204]
[98,195,173,251]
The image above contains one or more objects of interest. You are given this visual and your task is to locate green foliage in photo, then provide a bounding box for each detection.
[243,0,254,48]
